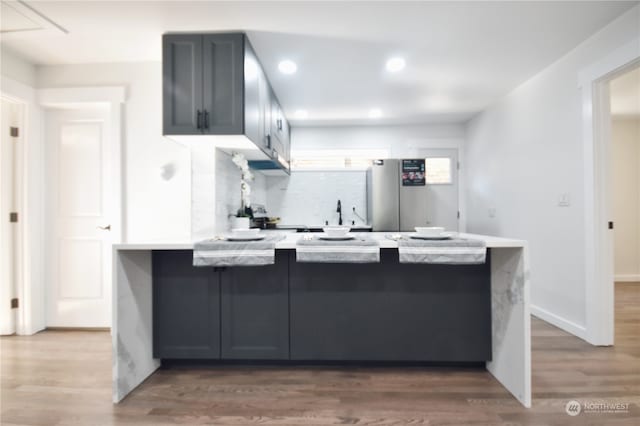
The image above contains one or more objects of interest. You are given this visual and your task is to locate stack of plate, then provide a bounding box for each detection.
[227,228,265,241]
[319,226,353,241]
[410,227,453,240]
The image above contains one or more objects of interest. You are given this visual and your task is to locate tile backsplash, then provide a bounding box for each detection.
[191,148,267,240]
[192,148,366,238]
[214,150,267,234]
[265,171,368,226]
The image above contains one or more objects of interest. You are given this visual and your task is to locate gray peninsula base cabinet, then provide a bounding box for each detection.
[152,249,491,363]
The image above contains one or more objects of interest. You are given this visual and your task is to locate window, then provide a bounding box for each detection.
[291,149,389,171]
[425,157,452,184]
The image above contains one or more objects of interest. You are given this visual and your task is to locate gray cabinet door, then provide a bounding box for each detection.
[220,251,289,359]
[153,250,220,359]
[162,34,203,135]
[243,39,261,147]
[281,116,290,164]
[259,67,272,152]
[202,33,244,134]
[290,250,492,362]
[270,95,285,157]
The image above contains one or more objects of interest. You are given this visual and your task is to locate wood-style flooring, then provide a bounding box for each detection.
[1,283,639,425]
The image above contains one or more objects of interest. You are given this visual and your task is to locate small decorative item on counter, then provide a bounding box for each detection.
[232,152,254,229]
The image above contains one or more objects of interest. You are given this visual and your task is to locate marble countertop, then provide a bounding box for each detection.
[113,232,526,251]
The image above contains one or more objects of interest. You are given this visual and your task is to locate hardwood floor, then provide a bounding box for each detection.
[1,283,638,425]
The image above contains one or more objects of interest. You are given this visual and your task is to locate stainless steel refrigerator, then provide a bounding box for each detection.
[366,159,430,232]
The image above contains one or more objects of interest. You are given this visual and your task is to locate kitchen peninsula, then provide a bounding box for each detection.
[112,232,530,407]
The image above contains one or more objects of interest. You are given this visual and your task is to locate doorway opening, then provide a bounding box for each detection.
[581,38,639,346]
[414,148,460,232]
[0,97,25,335]
[609,65,640,341]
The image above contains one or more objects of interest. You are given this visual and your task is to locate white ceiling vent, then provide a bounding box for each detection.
[0,0,67,37]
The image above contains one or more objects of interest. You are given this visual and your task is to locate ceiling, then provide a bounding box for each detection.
[1,1,637,126]
[610,66,640,117]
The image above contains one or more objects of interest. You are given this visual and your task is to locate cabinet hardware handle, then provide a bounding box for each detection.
[97,225,111,231]
[204,110,210,129]
[266,134,271,149]
[277,119,282,131]
[196,110,202,129]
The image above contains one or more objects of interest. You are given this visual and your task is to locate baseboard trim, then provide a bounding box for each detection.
[531,304,587,340]
[615,274,640,282]
[45,327,110,332]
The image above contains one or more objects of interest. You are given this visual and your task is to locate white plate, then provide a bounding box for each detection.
[409,232,453,240]
[322,226,351,238]
[318,233,355,241]
[226,235,266,241]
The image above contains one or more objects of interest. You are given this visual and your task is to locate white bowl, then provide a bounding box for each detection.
[415,226,445,237]
[231,228,260,237]
[322,226,351,238]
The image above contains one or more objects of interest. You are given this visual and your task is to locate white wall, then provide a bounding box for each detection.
[612,117,640,281]
[266,171,368,226]
[36,62,191,241]
[1,47,36,87]
[292,124,465,155]
[464,6,640,336]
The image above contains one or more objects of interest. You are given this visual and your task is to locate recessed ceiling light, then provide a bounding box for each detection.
[369,108,382,119]
[386,57,406,73]
[278,60,297,74]
[295,109,308,119]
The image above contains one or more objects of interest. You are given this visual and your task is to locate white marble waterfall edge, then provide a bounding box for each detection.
[112,234,531,406]
[112,250,160,402]
[486,246,532,408]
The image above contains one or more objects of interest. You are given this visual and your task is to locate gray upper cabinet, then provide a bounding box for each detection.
[162,34,203,135]
[163,32,290,173]
[202,33,244,134]
[268,91,291,168]
[243,40,262,146]
[163,33,243,135]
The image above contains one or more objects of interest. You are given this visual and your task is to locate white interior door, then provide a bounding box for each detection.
[45,107,112,328]
[416,148,460,232]
[0,98,20,335]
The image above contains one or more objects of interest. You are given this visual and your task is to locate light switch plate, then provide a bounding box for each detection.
[558,193,571,207]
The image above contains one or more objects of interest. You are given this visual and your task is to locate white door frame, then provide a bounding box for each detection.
[407,138,466,232]
[1,76,45,335]
[0,96,24,335]
[579,37,640,346]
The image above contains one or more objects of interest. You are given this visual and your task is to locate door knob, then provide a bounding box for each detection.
[98,225,111,231]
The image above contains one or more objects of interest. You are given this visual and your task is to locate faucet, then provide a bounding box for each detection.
[336,200,343,225]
